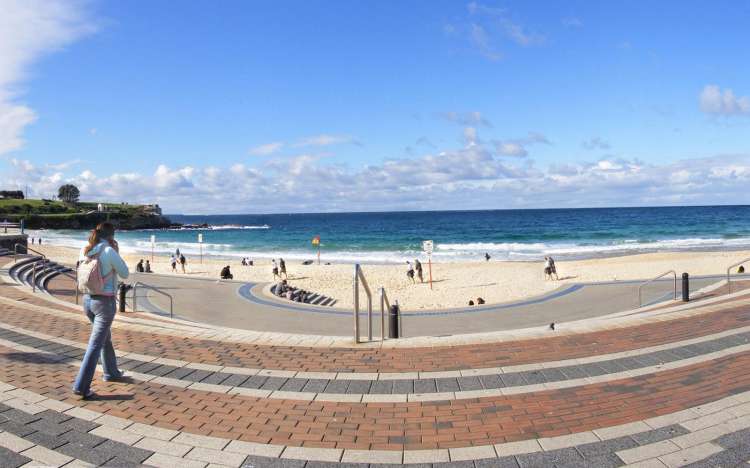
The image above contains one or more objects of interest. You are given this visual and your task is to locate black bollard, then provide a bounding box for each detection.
[682,273,689,302]
[118,284,129,312]
[389,304,400,339]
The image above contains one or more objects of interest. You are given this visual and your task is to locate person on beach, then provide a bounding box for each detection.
[544,256,552,280]
[220,265,233,279]
[31,237,35,245]
[241,258,247,266]
[39,238,42,245]
[485,252,491,262]
[136,259,144,273]
[272,259,280,280]
[144,260,152,273]
[415,259,424,283]
[279,258,287,279]
[549,256,559,280]
[72,222,129,399]
[170,254,177,272]
[406,261,415,283]
[175,248,180,258]
[179,253,187,273]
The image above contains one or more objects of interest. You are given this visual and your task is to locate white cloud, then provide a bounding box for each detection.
[0,0,95,155]
[249,141,284,156]
[562,17,583,28]
[439,111,493,127]
[699,85,750,116]
[493,132,550,157]
[582,137,611,150]
[294,134,359,147]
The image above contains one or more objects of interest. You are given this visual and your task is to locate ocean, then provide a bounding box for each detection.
[30,206,750,264]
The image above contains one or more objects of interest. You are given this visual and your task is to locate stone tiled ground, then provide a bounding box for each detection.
[2,254,750,466]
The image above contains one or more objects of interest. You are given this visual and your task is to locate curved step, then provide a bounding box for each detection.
[8,256,42,283]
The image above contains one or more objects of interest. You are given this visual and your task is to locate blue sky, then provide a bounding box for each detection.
[2,0,750,213]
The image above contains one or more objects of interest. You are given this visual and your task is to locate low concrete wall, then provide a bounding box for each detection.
[0,234,27,252]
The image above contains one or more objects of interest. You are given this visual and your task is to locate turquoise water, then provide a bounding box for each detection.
[33,206,750,263]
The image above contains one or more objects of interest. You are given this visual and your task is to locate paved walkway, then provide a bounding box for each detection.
[59,270,724,337]
[2,254,750,466]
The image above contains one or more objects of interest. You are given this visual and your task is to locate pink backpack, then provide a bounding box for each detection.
[77,250,114,296]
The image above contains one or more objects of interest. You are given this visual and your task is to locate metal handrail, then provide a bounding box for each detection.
[131,281,174,318]
[726,257,750,293]
[30,258,48,293]
[14,243,46,262]
[353,264,373,343]
[379,287,390,342]
[638,270,677,307]
[58,270,79,304]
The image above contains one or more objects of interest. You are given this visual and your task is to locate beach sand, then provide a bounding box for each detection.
[28,242,749,310]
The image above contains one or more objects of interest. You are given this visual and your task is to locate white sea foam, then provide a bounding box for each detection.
[28,229,750,264]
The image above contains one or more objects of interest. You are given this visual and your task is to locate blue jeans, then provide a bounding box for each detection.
[73,295,122,394]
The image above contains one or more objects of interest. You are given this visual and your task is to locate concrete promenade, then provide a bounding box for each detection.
[1,254,750,466]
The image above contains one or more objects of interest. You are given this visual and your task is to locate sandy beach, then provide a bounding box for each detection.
[27,241,749,310]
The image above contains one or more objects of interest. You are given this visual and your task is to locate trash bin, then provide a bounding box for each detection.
[389,304,400,339]
[682,273,689,302]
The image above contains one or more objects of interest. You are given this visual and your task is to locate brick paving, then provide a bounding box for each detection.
[2,341,750,451]
[5,254,750,465]
[1,284,750,373]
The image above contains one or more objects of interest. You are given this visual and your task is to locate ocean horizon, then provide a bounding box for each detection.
[30,205,750,264]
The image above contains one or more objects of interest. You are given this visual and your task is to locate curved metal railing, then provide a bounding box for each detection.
[30,259,48,293]
[131,281,174,318]
[726,257,750,293]
[353,264,373,343]
[14,243,46,262]
[638,270,677,307]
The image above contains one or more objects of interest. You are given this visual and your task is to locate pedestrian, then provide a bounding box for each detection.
[170,254,177,272]
[485,252,491,262]
[179,253,187,273]
[272,259,280,280]
[279,258,287,279]
[31,237,35,245]
[544,256,552,280]
[175,248,180,258]
[73,222,129,399]
[415,259,424,283]
[38,238,42,245]
[406,261,415,283]
[549,256,559,280]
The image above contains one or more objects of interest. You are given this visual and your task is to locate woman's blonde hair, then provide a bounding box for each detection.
[84,222,115,255]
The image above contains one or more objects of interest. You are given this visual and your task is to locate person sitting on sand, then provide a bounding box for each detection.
[406,261,415,283]
[241,258,247,266]
[468,300,475,306]
[544,256,552,280]
[144,260,152,273]
[220,265,233,280]
[179,254,187,273]
[477,297,485,305]
[170,254,178,273]
[136,259,145,273]
[415,259,423,283]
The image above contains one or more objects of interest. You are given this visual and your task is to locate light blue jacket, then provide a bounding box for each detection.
[79,241,129,295]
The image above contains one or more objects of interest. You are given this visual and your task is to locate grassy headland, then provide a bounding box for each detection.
[0,199,173,230]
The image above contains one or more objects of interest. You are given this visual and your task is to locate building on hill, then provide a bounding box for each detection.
[143,204,162,215]
[0,190,24,200]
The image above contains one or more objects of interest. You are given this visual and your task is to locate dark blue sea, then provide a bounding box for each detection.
[36,206,750,263]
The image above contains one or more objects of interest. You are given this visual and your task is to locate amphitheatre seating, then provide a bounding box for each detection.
[5,254,75,294]
[270,282,337,307]
[0,256,750,466]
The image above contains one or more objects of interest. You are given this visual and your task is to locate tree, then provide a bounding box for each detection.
[58,184,80,203]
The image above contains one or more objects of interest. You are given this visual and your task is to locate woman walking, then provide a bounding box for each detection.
[73,222,129,399]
